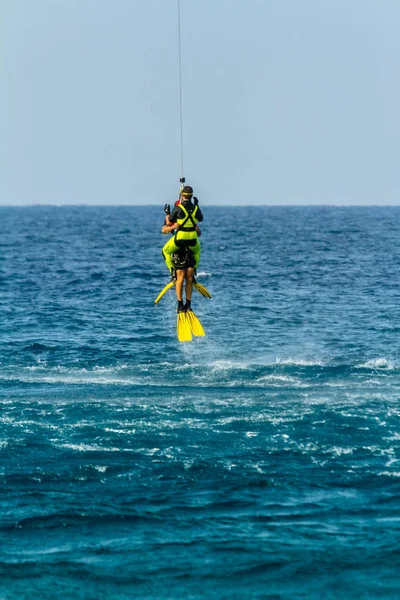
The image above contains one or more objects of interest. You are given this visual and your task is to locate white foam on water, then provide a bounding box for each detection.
[0,416,62,431]
[1,352,399,392]
[252,463,265,474]
[132,447,160,456]
[0,367,148,386]
[362,445,395,457]
[296,441,321,453]
[385,458,400,467]
[331,446,354,456]
[358,358,397,370]
[93,465,108,472]
[209,360,253,372]
[252,374,307,388]
[275,357,326,367]
[103,427,137,435]
[55,443,135,452]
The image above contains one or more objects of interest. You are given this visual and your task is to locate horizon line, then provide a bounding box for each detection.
[0,203,400,208]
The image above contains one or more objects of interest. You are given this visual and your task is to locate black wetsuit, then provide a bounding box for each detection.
[168,201,203,225]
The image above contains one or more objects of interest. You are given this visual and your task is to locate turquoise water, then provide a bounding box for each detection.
[1,206,400,599]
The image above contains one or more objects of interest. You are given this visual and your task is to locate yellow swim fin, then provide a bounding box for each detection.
[156,279,211,303]
[186,309,205,337]
[154,281,175,305]
[177,312,192,342]
[193,281,212,299]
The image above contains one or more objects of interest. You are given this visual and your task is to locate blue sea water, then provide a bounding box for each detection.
[0,205,400,599]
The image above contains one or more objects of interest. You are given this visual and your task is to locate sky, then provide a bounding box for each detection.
[1,0,400,206]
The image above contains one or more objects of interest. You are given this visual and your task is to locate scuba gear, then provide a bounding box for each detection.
[154,281,174,305]
[162,236,200,271]
[171,247,195,270]
[157,180,207,342]
[185,308,205,337]
[176,302,204,341]
[193,277,212,299]
[154,278,212,305]
[162,183,202,270]
[177,312,192,342]
[162,201,200,271]
[175,204,199,235]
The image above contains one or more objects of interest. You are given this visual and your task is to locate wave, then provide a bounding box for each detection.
[54,443,136,453]
[23,343,59,352]
[0,356,399,391]
[0,356,399,379]
[275,357,326,367]
[357,358,396,370]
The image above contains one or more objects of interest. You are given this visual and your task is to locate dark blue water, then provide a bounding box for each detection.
[1,206,400,599]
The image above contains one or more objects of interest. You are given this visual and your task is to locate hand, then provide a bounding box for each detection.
[164,203,171,215]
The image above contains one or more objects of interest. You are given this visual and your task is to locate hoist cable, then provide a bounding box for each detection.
[177,0,184,182]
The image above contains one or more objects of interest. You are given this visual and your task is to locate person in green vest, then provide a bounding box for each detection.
[162,185,203,313]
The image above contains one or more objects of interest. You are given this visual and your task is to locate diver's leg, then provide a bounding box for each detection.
[176,269,186,313]
[192,240,201,269]
[176,269,185,302]
[185,267,194,305]
[162,236,179,272]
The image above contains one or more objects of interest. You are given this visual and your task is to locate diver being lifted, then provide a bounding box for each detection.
[154,183,212,342]
[163,185,202,309]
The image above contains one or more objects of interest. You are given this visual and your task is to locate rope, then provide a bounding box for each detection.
[177,0,184,181]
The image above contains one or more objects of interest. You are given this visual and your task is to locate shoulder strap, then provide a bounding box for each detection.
[180,204,197,229]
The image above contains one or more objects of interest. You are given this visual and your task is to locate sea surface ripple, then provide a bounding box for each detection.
[0,206,400,599]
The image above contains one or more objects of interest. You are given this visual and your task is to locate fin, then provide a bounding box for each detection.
[193,282,212,299]
[155,278,211,304]
[177,312,192,342]
[154,281,175,305]
[186,310,205,337]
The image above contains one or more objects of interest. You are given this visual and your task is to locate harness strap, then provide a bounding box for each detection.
[179,205,198,230]
[173,236,197,248]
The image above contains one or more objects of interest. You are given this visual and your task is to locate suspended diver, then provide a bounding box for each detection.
[154,184,212,342]
[155,5,211,341]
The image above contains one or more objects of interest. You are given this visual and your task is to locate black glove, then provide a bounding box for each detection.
[164,203,170,215]
[193,197,198,206]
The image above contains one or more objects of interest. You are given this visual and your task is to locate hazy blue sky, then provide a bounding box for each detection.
[1,0,400,205]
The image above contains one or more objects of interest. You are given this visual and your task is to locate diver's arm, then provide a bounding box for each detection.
[169,207,181,223]
[161,221,179,234]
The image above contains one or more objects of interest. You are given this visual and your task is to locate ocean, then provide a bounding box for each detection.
[0,205,399,599]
